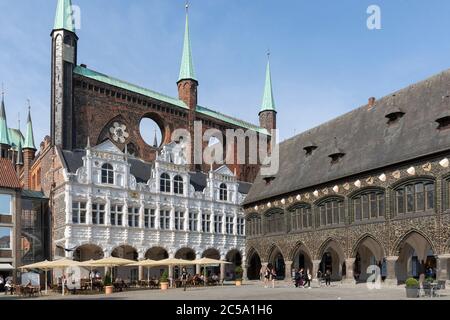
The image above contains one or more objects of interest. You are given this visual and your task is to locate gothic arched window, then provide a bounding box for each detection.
[352,189,385,222]
[101,163,114,184]
[394,180,435,215]
[160,173,171,193]
[316,197,345,227]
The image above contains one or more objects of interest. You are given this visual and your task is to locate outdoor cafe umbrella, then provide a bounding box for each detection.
[89,257,136,285]
[127,259,158,286]
[149,258,196,266]
[77,259,97,290]
[20,260,53,295]
[145,258,196,288]
[192,258,231,285]
[47,258,85,296]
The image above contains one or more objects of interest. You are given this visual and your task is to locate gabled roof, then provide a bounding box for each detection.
[74,65,269,135]
[0,158,20,189]
[60,148,251,193]
[244,68,450,205]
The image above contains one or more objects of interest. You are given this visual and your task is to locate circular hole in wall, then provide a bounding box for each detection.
[139,117,163,147]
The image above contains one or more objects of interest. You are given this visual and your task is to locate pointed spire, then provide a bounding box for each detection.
[178,2,197,82]
[0,85,11,146]
[86,136,91,149]
[260,52,276,112]
[16,138,23,166]
[23,100,36,150]
[153,128,158,147]
[54,0,75,33]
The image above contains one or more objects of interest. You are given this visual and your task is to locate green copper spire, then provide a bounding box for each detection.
[54,0,75,33]
[23,103,36,150]
[178,4,197,82]
[0,90,11,146]
[16,138,23,166]
[260,58,276,112]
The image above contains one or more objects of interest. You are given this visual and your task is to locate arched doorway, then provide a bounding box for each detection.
[268,246,285,280]
[319,239,345,281]
[202,248,221,277]
[145,247,169,279]
[225,249,242,280]
[73,244,104,262]
[247,249,262,280]
[396,231,436,283]
[175,247,196,277]
[291,243,313,276]
[353,236,385,282]
[111,245,138,282]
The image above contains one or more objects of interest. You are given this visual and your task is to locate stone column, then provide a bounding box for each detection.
[220,262,226,282]
[196,253,201,274]
[343,258,356,284]
[311,260,321,287]
[243,264,248,281]
[285,261,293,280]
[86,194,92,225]
[384,256,398,286]
[139,266,144,281]
[437,254,450,283]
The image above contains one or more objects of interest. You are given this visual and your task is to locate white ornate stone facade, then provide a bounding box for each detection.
[54,140,246,278]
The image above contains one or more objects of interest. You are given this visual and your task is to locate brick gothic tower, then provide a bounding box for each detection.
[258,58,277,132]
[51,0,78,149]
[177,5,198,165]
[22,108,36,189]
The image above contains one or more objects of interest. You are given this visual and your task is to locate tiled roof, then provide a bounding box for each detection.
[0,158,20,189]
[244,68,450,205]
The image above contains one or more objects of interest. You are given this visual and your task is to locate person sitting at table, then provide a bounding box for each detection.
[4,279,13,295]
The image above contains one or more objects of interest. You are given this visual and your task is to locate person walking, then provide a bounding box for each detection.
[181,267,188,291]
[270,266,277,288]
[303,269,312,289]
[264,264,271,288]
[325,269,331,286]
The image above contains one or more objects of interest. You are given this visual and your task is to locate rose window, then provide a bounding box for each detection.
[109,122,129,143]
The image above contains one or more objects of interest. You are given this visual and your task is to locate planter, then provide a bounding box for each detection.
[160,282,169,290]
[235,280,242,287]
[406,287,419,298]
[105,285,114,295]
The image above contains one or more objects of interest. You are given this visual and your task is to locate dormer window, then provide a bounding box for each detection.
[329,138,345,164]
[101,163,114,184]
[436,116,450,131]
[219,183,228,201]
[329,152,346,164]
[263,176,276,185]
[303,144,318,156]
[385,108,405,125]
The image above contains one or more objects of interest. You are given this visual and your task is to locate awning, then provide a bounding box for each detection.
[0,263,14,270]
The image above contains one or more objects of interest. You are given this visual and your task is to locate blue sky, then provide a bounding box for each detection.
[1,0,450,144]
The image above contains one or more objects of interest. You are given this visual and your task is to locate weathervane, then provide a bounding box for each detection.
[185,0,189,12]
[27,98,31,111]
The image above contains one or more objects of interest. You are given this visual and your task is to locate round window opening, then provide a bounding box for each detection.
[140,117,163,148]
